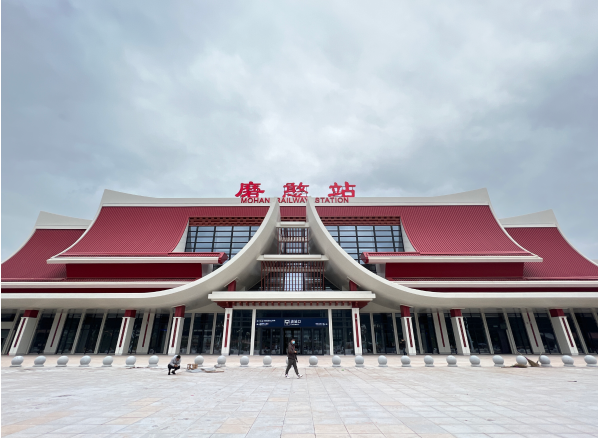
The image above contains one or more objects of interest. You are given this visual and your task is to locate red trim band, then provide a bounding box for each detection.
[354,314,360,348]
[119,318,128,348]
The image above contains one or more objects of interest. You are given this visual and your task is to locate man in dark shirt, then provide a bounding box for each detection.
[285,338,303,379]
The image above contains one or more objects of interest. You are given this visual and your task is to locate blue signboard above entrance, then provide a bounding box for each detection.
[256,318,329,328]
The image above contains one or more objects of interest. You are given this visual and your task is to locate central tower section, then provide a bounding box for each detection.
[260,222,326,291]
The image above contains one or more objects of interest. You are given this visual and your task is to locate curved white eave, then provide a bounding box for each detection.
[306,197,598,309]
[208,291,375,302]
[391,280,598,288]
[1,281,190,289]
[2,211,92,265]
[47,256,223,264]
[365,255,542,263]
[101,189,251,207]
[1,201,281,310]
[500,209,598,269]
[321,188,492,206]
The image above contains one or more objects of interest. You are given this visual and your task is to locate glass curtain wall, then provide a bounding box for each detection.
[75,311,105,354]
[534,312,560,354]
[97,312,125,354]
[417,313,439,354]
[360,314,374,354]
[373,313,396,354]
[485,313,512,354]
[28,312,56,354]
[148,313,171,354]
[325,225,404,271]
[1,312,17,352]
[462,312,490,354]
[190,313,214,354]
[56,313,82,354]
[128,312,145,354]
[332,310,354,355]
[574,312,598,353]
[185,226,259,265]
[213,314,225,355]
[507,313,532,354]
[230,310,252,355]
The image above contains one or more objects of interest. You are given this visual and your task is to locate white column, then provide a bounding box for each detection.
[370,313,377,354]
[352,308,362,355]
[115,310,137,356]
[392,313,400,355]
[413,312,423,354]
[450,310,470,355]
[433,310,451,354]
[400,306,417,355]
[328,308,334,355]
[481,312,494,355]
[44,309,67,355]
[9,311,39,356]
[568,310,587,354]
[221,308,233,355]
[521,309,544,354]
[167,306,186,355]
[550,309,579,355]
[249,309,257,355]
[94,311,108,354]
[502,311,518,354]
[71,311,86,354]
[210,313,218,355]
[135,312,155,354]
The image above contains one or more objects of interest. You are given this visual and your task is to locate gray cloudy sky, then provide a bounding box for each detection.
[2,1,598,260]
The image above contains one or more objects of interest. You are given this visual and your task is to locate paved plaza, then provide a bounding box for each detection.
[2,354,597,438]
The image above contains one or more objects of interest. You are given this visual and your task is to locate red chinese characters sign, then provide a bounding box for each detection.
[235,181,355,203]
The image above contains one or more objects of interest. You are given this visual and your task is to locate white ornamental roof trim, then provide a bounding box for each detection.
[500,210,559,228]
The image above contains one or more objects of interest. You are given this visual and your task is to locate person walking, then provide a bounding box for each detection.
[285,338,303,379]
[168,355,181,375]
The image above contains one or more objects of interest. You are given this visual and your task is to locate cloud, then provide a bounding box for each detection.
[2,0,598,259]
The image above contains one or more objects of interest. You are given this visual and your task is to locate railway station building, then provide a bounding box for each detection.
[2,188,597,358]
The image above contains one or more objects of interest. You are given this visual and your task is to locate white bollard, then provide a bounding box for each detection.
[56,356,69,367]
[33,356,47,367]
[102,356,114,367]
[332,355,341,367]
[240,356,249,367]
[148,356,159,368]
[263,356,272,367]
[539,355,552,367]
[125,356,136,367]
[309,356,318,367]
[79,356,92,367]
[401,356,411,367]
[561,355,575,367]
[355,355,365,368]
[584,355,597,367]
[195,356,204,366]
[469,355,481,367]
[492,355,504,367]
[10,356,24,367]
[446,355,458,367]
[424,356,434,367]
[378,356,388,367]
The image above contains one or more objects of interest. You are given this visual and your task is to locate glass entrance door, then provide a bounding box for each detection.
[284,328,301,354]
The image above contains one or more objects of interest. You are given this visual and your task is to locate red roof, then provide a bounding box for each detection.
[1,229,85,280]
[61,206,268,256]
[317,205,530,256]
[281,206,306,219]
[506,227,598,279]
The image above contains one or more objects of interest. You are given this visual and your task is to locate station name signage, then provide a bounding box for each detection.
[256,317,329,328]
[235,181,355,204]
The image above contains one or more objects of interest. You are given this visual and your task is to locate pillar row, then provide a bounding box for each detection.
[167,306,186,355]
[44,309,67,355]
[9,310,39,356]
[400,305,417,355]
[115,310,137,356]
[450,309,470,355]
[549,309,579,355]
